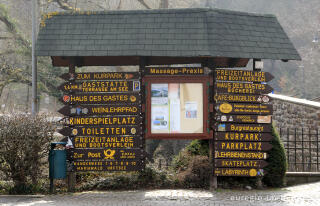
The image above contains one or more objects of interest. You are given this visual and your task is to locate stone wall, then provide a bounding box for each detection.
[270,93,320,130]
[270,94,320,172]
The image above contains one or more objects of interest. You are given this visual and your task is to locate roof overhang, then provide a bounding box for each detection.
[51,56,250,67]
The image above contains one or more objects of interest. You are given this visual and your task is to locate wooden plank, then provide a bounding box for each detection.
[68,148,144,161]
[60,72,140,81]
[215,114,272,124]
[58,104,141,116]
[215,69,274,82]
[215,82,273,95]
[214,168,266,177]
[215,141,273,151]
[63,116,142,126]
[214,159,268,168]
[213,94,272,103]
[145,67,205,76]
[58,80,140,93]
[215,103,273,115]
[63,136,143,149]
[58,126,141,136]
[60,93,141,105]
[214,132,273,142]
[73,160,144,172]
[214,123,272,133]
[215,150,268,160]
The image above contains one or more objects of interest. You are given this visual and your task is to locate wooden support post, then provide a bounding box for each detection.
[139,57,147,171]
[203,59,218,190]
[67,61,76,192]
[67,172,76,192]
[254,58,263,189]
[209,139,217,190]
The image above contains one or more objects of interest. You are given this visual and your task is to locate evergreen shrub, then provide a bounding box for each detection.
[262,125,287,187]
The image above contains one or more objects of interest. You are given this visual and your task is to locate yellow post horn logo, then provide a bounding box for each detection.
[219,103,233,114]
[104,149,116,159]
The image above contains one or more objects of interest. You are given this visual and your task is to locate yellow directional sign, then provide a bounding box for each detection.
[214,168,265,177]
[215,69,274,82]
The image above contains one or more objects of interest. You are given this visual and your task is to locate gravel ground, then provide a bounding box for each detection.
[0,181,319,206]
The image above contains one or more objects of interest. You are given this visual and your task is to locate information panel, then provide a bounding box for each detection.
[151,83,203,134]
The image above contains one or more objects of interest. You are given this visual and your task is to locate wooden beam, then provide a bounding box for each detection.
[51,56,250,68]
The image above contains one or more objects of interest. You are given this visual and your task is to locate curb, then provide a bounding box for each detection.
[0,195,45,198]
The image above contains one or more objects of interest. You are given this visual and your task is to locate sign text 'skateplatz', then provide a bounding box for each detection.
[215,159,268,168]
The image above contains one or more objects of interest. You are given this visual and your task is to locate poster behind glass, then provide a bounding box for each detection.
[151,83,203,134]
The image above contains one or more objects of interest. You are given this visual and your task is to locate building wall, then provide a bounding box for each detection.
[270,94,320,172]
[271,94,320,130]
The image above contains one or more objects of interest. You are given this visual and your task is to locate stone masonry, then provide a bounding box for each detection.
[270,93,320,130]
[269,93,320,172]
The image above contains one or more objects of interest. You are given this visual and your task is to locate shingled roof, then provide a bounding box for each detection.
[36,8,301,61]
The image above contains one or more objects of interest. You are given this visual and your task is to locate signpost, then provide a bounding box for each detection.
[73,160,144,172]
[213,68,274,178]
[214,94,272,103]
[215,82,273,94]
[58,80,140,93]
[215,141,273,151]
[214,159,268,168]
[214,123,272,133]
[215,103,273,115]
[58,72,145,172]
[66,116,142,126]
[214,168,266,177]
[68,148,145,160]
[145,67,205,76]
[214,132,273,142]
[58,105,141,116]
[62,136,143,149]
[60,93,141,105]
[60,72,140,81]
[215,150,268,160]
[215,69,274,82]
[58,126,141,136]
[215,115,272,124]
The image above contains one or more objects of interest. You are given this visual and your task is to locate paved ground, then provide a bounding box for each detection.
[1,181,320,206]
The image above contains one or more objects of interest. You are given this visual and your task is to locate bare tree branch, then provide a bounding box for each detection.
[137,0,151,9]
[52,0,75,11]
[117,0,122,10]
